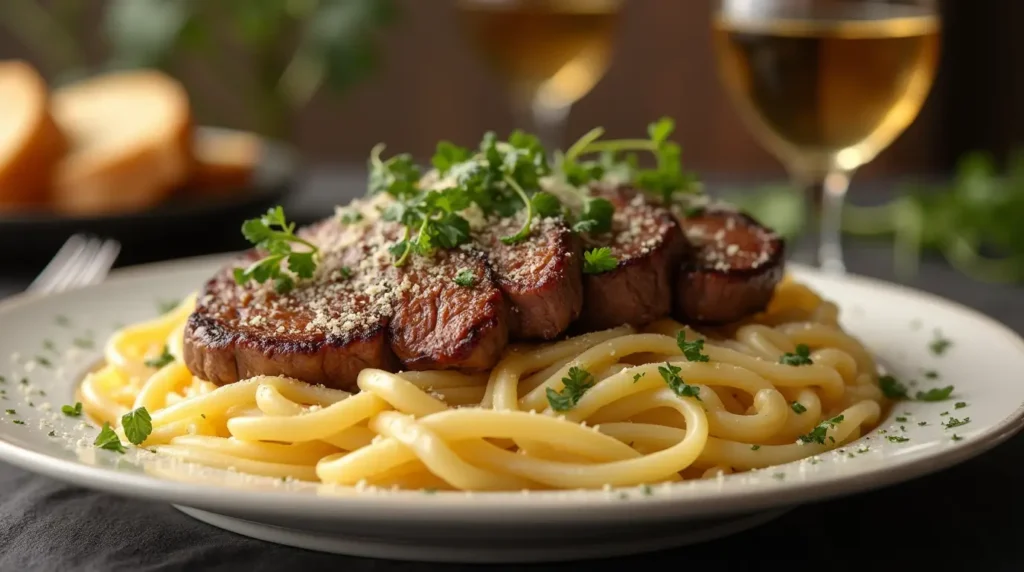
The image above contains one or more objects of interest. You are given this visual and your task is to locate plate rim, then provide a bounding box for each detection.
[0,256,1022,524]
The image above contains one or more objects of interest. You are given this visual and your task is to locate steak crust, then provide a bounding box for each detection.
[578,187,688,331]
[673,206,785,325]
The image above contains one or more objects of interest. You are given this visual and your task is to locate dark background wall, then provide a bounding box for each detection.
[1,0,1018,178]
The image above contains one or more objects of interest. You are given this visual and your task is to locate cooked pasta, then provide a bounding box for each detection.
[80,277,885,492]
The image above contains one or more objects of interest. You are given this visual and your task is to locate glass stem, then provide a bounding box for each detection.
[794,168,852,275]
[512,91,570,153]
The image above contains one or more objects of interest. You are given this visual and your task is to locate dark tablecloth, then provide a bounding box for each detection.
[2,172,1022,571]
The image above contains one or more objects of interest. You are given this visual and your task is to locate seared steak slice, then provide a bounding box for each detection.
[183,251,397,391]
[388,248,509,371]
[184,212,511,389]
[674,207,785,325]
[476,215,583,339]
[578,187,688,331]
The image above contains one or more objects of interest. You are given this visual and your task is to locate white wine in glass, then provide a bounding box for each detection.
[712,0,940,273]
[456,0,623,150]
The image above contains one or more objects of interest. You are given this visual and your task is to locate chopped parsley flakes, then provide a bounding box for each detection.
[954,401,967,409]
[750,444,761,451]
[546,367,595,412]
[453,269,477,287]
[887,435,910,443]
[916,385,954,401]
[929,330,952,355]
[676,331,709,362]
[779,344,813,366]
[61,402,83,417]
[943,416,970,429]
[791,402,807,414]
[582,247,618,274]
[798,415,844,445]
[144,346,175,369]
[658,362,701,400]
[632,372,645,383]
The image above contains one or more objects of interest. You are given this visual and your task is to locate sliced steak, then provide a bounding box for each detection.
[577,187,688,331]
[674,207,785,325]
[387,247,509,371]
[183,212,510,389]
[476,215,583,339]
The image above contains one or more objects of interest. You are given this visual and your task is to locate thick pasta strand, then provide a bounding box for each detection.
[83,281,887,492]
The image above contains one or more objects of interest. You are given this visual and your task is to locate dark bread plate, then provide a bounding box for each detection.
[1,127,298,270]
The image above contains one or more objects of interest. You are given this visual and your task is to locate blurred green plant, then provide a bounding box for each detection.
[727,151,1024,285]
[0,0,396,140]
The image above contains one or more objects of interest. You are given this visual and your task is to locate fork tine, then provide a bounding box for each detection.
[76,240,121,286]
[50,237,102,293]
[27,234,89,294]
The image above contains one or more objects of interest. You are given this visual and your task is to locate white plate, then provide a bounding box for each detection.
[0,255,1022,563]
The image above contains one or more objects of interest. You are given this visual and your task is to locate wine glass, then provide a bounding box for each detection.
[711,0,941,274]
[455,0,624,151]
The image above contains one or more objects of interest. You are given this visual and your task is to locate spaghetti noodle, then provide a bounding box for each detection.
[80,277,885,491]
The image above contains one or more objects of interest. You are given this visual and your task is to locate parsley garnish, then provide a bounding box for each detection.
[929,330,952,355]
[791,402,807,414]
[750,444,761,451]
[144,346,174,369]
[234,206,319,294]
[454,269,477,288]
[121,407,153,445]
[923,370,939,379]
[676,331,709,362]
[61,402,82,417]
[338,266,353,279]
[641,484,653,496]
[13,420,24,425]
[915,385,954,401]
[339,209,364,224]
[798,415,845,445]
[658,362,701,400]
[582,247,618,274]
[944,416,970,429]
[951,434,963,441]
[779,344,813,366]
[632,372,645,383]
[955,401,967,409]
[5,409,14,415]
[546,367,595,412]
[34,356,52,368]
[887,435,910,443]
[48,430,56,437]
[94,423,125,454]
[895,416,908,422]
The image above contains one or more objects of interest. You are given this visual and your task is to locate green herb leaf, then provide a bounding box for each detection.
[632,372,645,383]
[955,401,967,409]
[144,346,175,369]
[572,197,614,234]
[779,344,813,366]
[879,375,909,399]
[546,366,595,412]
[583,247,618,274]
[235,206,320,291]
[658,362,701,400]
[929,331,952,355]
[530,191,561,218]
[676,331,709,362]
[887,435,910,443]
[791,401,807,414]
[454,269,477,288]
[121,407,153,445]
[915,385,954,401]
[797,415,845,445]
[750,444,761,451]
[944,416,970,429]
[94,423,126,454]
[62,402,83,417]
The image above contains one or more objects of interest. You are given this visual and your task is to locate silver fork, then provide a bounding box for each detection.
[27,234,121,295]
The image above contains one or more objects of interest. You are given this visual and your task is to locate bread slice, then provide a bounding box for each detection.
[185,129,261,195]
[49,69,193,216]
[0,61,68,212]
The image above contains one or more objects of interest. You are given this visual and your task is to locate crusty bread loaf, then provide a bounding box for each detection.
[49,69,193,216]
[0,61,68,212]
[185,129,261,195]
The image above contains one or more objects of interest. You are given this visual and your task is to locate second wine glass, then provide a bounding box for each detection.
[712,0,941,274]
[456,0,623,151]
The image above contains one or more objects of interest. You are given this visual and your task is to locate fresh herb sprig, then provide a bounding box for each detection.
[546,366,596,412]
[234,207,320,294]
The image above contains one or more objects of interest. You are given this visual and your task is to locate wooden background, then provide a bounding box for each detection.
[1,0,1020,178]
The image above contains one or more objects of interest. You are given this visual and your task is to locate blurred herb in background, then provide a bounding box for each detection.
[728,151,1024,284]
[0,0,396,140]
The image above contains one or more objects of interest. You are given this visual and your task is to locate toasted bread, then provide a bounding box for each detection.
[0,61,68,212]
[185,130,261,195]
[49,69,193,216]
